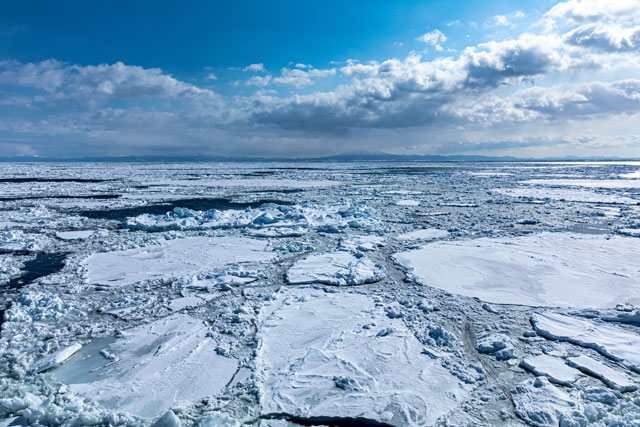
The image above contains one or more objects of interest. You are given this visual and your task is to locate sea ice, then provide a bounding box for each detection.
[394,233,640,308]
[520,355,582,386]
[512,377,587,427]
[396,199,420,206]
[256,288,469,425]
[31,343,83,374]
[55,230,94,240]
[49,313,238,419]
[82,236,275,287]
[397,228,449,241]
[286,251,385,286]
[339,235,386,251]
[567,355,637,392]
[522,179,640,189]
[491,188,640,205]
[532,311,640,372]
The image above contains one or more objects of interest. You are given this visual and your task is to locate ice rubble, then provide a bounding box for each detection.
[520,355,582,386]
[286,251,385,286]
[0,255,23,285]
[256,288,470,425]
[512,377,588,426]
[567,355,637,392]
[532,311,640,373]
[394,232,640,308]
[491,188,640,204]
[522,179,640,189]
[123,202,379,233]
[82,236,276,287]
[338,235,386,251]
[49,314,238,419]
[0,231,50,253]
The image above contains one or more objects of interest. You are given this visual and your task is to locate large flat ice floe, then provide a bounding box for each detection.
[286,251,385,286]
[82,236,275,286]
[49,314,238,419]
[256,288,469,426]
[532,311,640,373]
[393,232,640,308]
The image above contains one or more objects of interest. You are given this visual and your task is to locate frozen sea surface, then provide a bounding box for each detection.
[1,161,640,426]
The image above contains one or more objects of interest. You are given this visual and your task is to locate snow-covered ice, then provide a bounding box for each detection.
[567,355,637,392]
[512,377,587,426]
[519,354,582,386]
[82,236,275,287]
[256,288,470,425]
[394,232,640,308]
[3,161,640,425]
[532,311,640,372]
[50,314,238,419]
[397,228,449,241]
[286,251,385,286]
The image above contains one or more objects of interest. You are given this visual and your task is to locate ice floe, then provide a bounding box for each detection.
[397,228,449,241]
[394,232,640,308]
[520,354,582,386]
[286,251,385,285]
[255,288,470,425]
[82,236,275,287]
[31,343,83,374]
[567,355,637,392]
[532,311,640,372]
[55,230,94,240]
[49,314,238,419]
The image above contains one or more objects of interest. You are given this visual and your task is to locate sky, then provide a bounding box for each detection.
[0,0,639,158]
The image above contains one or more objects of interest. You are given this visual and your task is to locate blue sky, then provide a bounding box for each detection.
[1,0,639,158]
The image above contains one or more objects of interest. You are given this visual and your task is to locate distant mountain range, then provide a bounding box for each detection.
[0,152,637,163]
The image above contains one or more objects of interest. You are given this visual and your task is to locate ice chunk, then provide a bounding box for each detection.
[256,288,469,425]
[83,236,275,287]
[55,230,94,240]
[394,233,640,308]
[395,199,420,206]
[512,377,587,427]
[286,251,385,286]
[31,343,82,373]
[532,311,640,372]
[153,410,181,427]
[339,235,386,252]
[247,227,306,238]
[50,314,238,419]
[567,355,637,392]
[519,355,582,386]
[397,228,449,241]
[476,334,515,360]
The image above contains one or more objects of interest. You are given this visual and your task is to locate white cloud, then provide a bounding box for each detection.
[206,73,218,80]
[245,75,273,86]
[243,63,266,72]
[416,29,447,51]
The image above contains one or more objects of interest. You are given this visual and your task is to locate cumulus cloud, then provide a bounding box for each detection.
[243,63,266,72]
[564,23,640,52]
[416,29,447,51]
[0,59,218,101]
[545,0,640,24]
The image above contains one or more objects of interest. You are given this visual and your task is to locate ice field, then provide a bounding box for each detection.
[1,161,640,426]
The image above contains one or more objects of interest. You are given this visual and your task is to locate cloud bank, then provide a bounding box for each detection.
[1,0,639,158]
